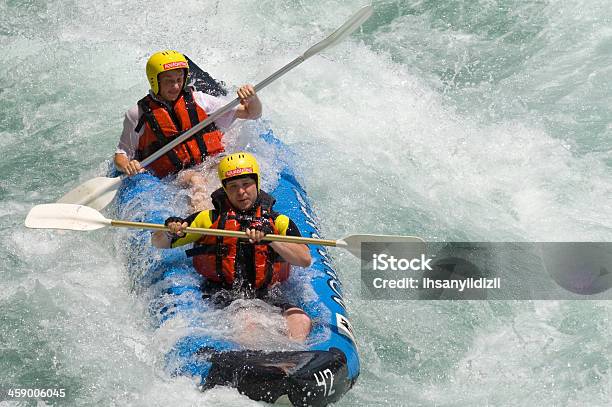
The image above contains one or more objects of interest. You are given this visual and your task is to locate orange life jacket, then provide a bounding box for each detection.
[186,189,291,290]
[135,89,224,178]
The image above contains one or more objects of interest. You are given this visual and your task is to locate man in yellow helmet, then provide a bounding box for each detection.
[152,152,313,341]
[114,50,262,208]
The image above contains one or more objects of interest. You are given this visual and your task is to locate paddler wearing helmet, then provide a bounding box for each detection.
[152,152,313,341]
[113,50,262,182]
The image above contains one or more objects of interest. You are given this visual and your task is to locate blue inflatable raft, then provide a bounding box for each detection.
[111,59,359,406]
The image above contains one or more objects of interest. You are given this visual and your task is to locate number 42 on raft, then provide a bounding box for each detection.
[314,369,335,398]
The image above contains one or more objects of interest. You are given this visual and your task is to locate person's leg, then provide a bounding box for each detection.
[188,174,210,211]
[283,307,312,341]
[174,168,197,186]
[176,169,211,211]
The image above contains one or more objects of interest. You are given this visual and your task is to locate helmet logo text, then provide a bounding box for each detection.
[225,167,253,178]
[162,61,188,70]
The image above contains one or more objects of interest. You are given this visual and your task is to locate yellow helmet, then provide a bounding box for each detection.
[146,50,189,95]
[218,152,260,191]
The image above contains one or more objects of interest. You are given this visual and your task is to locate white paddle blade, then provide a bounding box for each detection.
[56,176,122,210]
[336,234,426,259]
[25,204,111,231]
[80,187,119,211]
[304,5,374,59]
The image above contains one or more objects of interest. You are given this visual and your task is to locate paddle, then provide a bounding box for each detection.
[25,203,425,259]
[56,5,374,211]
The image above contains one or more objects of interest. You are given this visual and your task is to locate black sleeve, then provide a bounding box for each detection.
[285,219,302,237]
[183,211,200,225]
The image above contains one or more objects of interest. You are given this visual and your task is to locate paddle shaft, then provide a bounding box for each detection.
[110,219,339,246]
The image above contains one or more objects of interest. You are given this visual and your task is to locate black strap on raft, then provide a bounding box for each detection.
[196,347,352,407]
[135,96,184,170]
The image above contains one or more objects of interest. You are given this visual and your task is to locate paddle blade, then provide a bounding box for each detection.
[25,203,111,231]
[303,5,373,59]
[56,176,122,210]
[81,188,118,212]
[336,234,426,259]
